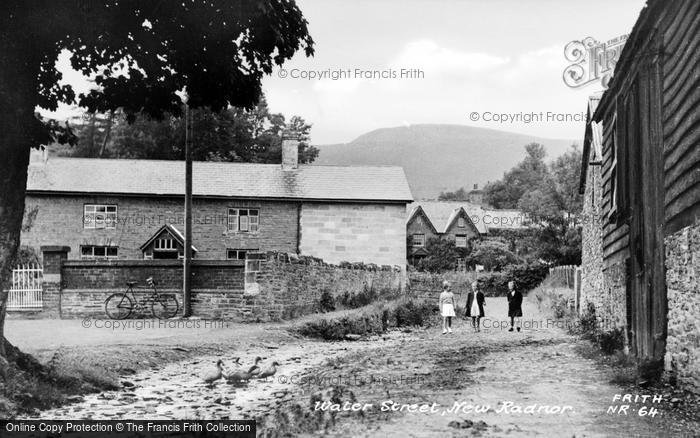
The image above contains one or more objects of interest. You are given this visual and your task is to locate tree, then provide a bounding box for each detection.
[484,143,550,208]
[482,143,583,265]
[60,94,320,164]
[467,238,521,271]
[0,1,313,358]
[550,145,584,221]
[438,187,469,201]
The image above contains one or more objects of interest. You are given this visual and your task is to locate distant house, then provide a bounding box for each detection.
[406,201,531,267]
[578,0,700,392]
[406,201,483,267]
[466,184,486,206]
[22,134,413,267]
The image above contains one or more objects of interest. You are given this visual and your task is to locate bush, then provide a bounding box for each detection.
[318,290,336,312]
[339,285,380,309]
[412,237,470,272]
[551,293,572,319]
[599,328,625,355]
[467,238,521,271]
[296,299,435,340]
[477,262,549,296]
[577,302,598,339]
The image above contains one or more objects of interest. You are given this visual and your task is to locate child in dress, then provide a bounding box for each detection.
[439,280,456,334]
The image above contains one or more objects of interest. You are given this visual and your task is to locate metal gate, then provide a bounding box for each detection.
[6,264,43,311]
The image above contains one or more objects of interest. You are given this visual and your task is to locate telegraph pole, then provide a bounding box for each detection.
[183,96,192,317]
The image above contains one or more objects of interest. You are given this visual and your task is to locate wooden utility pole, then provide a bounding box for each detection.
[183,98,192,316]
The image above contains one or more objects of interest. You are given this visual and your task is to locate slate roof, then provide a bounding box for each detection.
[478,209,529,230]
[407,201,488,234]
[407,201,529,233]
[27,158,413,203]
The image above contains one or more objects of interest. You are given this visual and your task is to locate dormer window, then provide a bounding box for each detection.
[155,237,176,251]
[141,225,197,260]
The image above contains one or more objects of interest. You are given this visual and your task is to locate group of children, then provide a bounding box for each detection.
[438,279,523,334]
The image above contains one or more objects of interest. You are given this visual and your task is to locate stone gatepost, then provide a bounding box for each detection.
[41,246,70,318]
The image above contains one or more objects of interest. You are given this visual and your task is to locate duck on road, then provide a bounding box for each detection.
[202,359,225,387]
[256,361,280,380]
[226,357,263,383]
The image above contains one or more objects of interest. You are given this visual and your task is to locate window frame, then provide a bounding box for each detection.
[226,249,252,260]
[412,233,426,248]
[455,234,468,248]
[228,208,260,233]
[80,245,119,260]
[84,204,118,230]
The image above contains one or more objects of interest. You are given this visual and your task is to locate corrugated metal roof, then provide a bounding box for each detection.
[27,157,413,203]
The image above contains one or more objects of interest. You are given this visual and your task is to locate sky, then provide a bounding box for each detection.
[46,0,647,145]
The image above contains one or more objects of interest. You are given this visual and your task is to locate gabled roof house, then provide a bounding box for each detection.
[22,134,413,267]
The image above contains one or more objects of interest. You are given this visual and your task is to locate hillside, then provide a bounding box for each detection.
[314,124,575,200]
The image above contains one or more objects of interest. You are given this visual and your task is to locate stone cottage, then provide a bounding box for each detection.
[406,201,485,267]
[578,0,699,392]
[22,134,413,267]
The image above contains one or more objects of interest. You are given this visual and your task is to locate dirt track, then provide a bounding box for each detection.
[13,296,699,436]
[286,297,698,437]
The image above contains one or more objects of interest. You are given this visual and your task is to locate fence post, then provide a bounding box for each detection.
[41,246,70,318]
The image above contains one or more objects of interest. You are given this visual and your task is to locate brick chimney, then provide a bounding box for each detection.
[281,130,299,170]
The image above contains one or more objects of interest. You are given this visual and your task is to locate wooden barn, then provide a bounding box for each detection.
[579,0,699,390]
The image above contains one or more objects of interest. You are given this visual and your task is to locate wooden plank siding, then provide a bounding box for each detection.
[600,101,629,267]
[590,0,700,362]
[662,0,700,235]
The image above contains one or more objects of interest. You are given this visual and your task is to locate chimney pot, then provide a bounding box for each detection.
[281,129,299,170]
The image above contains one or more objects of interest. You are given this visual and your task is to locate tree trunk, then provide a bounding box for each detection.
[0,48,40,358]
[0,123,33,358]
[99,111,115,157]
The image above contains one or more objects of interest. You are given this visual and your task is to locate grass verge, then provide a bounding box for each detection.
[294,299,436,340]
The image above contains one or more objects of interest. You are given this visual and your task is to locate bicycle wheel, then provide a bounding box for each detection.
[105,293,134,319]
[152,294,179,319]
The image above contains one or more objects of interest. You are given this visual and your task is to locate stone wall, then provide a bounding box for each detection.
[580,163,605,314]
[22,195,300,260]
[58,259,245,319]
[252,252,406,320]
[299,203,406,266]
[664,220,700,393]
[407,270,478,305]
[579,160,627,332]
[29,248,406,322]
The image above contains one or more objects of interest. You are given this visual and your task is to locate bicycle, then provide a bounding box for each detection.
[104,277,179,319]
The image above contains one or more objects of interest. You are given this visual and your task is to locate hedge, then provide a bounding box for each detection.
[477,262,549,296]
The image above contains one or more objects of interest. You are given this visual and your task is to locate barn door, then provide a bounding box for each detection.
[625,56,666,363]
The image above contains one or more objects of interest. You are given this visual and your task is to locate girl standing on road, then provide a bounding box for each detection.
[507,280,523,332]
[439,280,456,334]
[465,281,485,332]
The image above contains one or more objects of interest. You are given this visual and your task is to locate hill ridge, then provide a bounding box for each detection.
[314,124,574,200]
